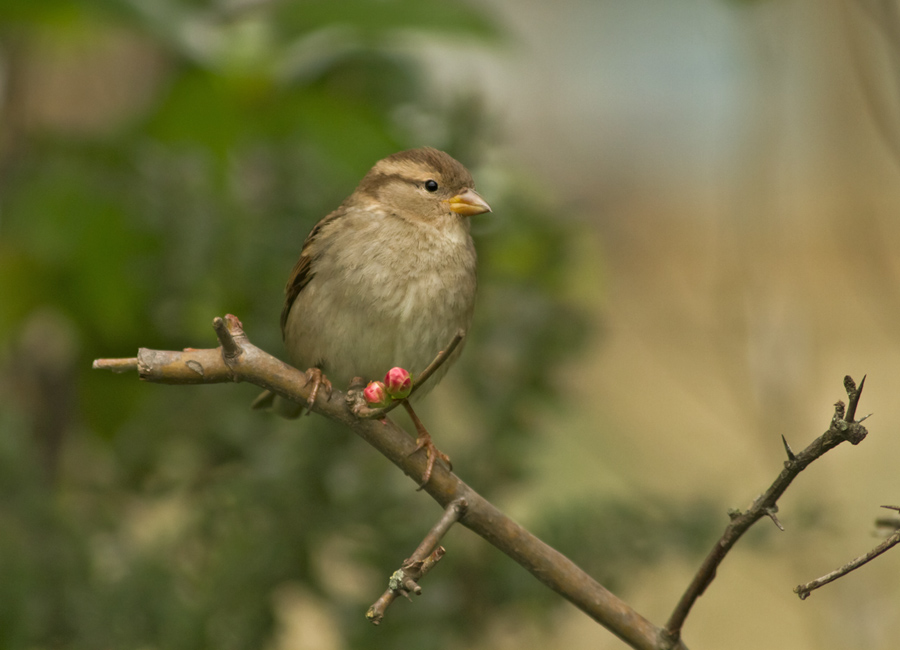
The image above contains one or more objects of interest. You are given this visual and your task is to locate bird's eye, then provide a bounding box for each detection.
[424,179,439,192]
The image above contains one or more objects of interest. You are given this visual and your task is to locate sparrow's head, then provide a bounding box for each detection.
[354,147,491,223]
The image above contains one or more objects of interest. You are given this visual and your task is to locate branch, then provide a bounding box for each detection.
[662,376,869,646]
[794,505,900,600]
[366,498,467,624]
[93,315,682,650]
[92,357,138,373]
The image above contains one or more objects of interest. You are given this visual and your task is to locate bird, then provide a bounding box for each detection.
[254,147,491,486]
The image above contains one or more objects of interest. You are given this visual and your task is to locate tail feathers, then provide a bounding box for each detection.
[250,389,276,410]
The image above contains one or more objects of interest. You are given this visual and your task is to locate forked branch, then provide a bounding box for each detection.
[93,315,675,650]
[662,376,870,646]
[367,498,468,624]
[95,318,891,649]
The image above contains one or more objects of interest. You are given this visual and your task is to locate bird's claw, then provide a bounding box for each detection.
[304,367,332,415]
[410,433,452,490]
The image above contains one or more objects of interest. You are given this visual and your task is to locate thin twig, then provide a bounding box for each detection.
[844,374,865,423]
[408,330,465,399]
[366,498,467,624]
[795,506,900,600]
[366,548,447,622]
[662,376,869,647]
[213,314,244,358]
[91,357,138,373]
[410,498,467,564]
[354,330,466,419]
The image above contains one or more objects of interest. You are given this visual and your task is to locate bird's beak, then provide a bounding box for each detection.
[446,189,492,217]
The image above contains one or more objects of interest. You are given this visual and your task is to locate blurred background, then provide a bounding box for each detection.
[2,0,900,648]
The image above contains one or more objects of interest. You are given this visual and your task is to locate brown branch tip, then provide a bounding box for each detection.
[664,375,872,644]
[366,498,467,625]
[213,314,245,357]
[92,357,138,372]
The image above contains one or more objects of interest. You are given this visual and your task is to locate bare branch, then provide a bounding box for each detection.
[662,377,869,646]
[844,374,866,423]
[367,498,467,624]
[795,505,900,600]
[367,548,446,622]
[409,329,465,398]
[213,314,244,358]
[765,507,785,532]
[93,316,679,650]
[92,357,138,373]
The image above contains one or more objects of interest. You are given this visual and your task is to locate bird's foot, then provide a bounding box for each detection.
[409,431,452,489]
[401,400,452,489]
[303,367,332,415]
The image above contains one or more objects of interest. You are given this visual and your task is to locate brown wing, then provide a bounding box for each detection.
[280,253,313,338]
[280,208,345,339]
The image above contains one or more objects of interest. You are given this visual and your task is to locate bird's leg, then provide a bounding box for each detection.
[303,367,333,415]
[402,400,452,489]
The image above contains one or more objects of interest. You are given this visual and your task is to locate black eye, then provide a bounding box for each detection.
[424,179,439,192]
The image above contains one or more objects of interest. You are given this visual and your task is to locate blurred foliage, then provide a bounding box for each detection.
[0,2,713,649]
[534,498,723,596]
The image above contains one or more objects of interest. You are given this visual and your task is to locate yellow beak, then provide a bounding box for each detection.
[446,189,492,217]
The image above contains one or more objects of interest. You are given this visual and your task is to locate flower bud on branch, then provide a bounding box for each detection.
[364,381,392,408]
[384,367,412,400]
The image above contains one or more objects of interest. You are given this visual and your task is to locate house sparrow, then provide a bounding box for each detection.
[256,147,491,485]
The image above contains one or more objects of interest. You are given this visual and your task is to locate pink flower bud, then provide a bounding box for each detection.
[383,367,413,399]
[364,381,391,408]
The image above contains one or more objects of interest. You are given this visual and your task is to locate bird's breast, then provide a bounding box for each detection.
[284,212,476,388]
